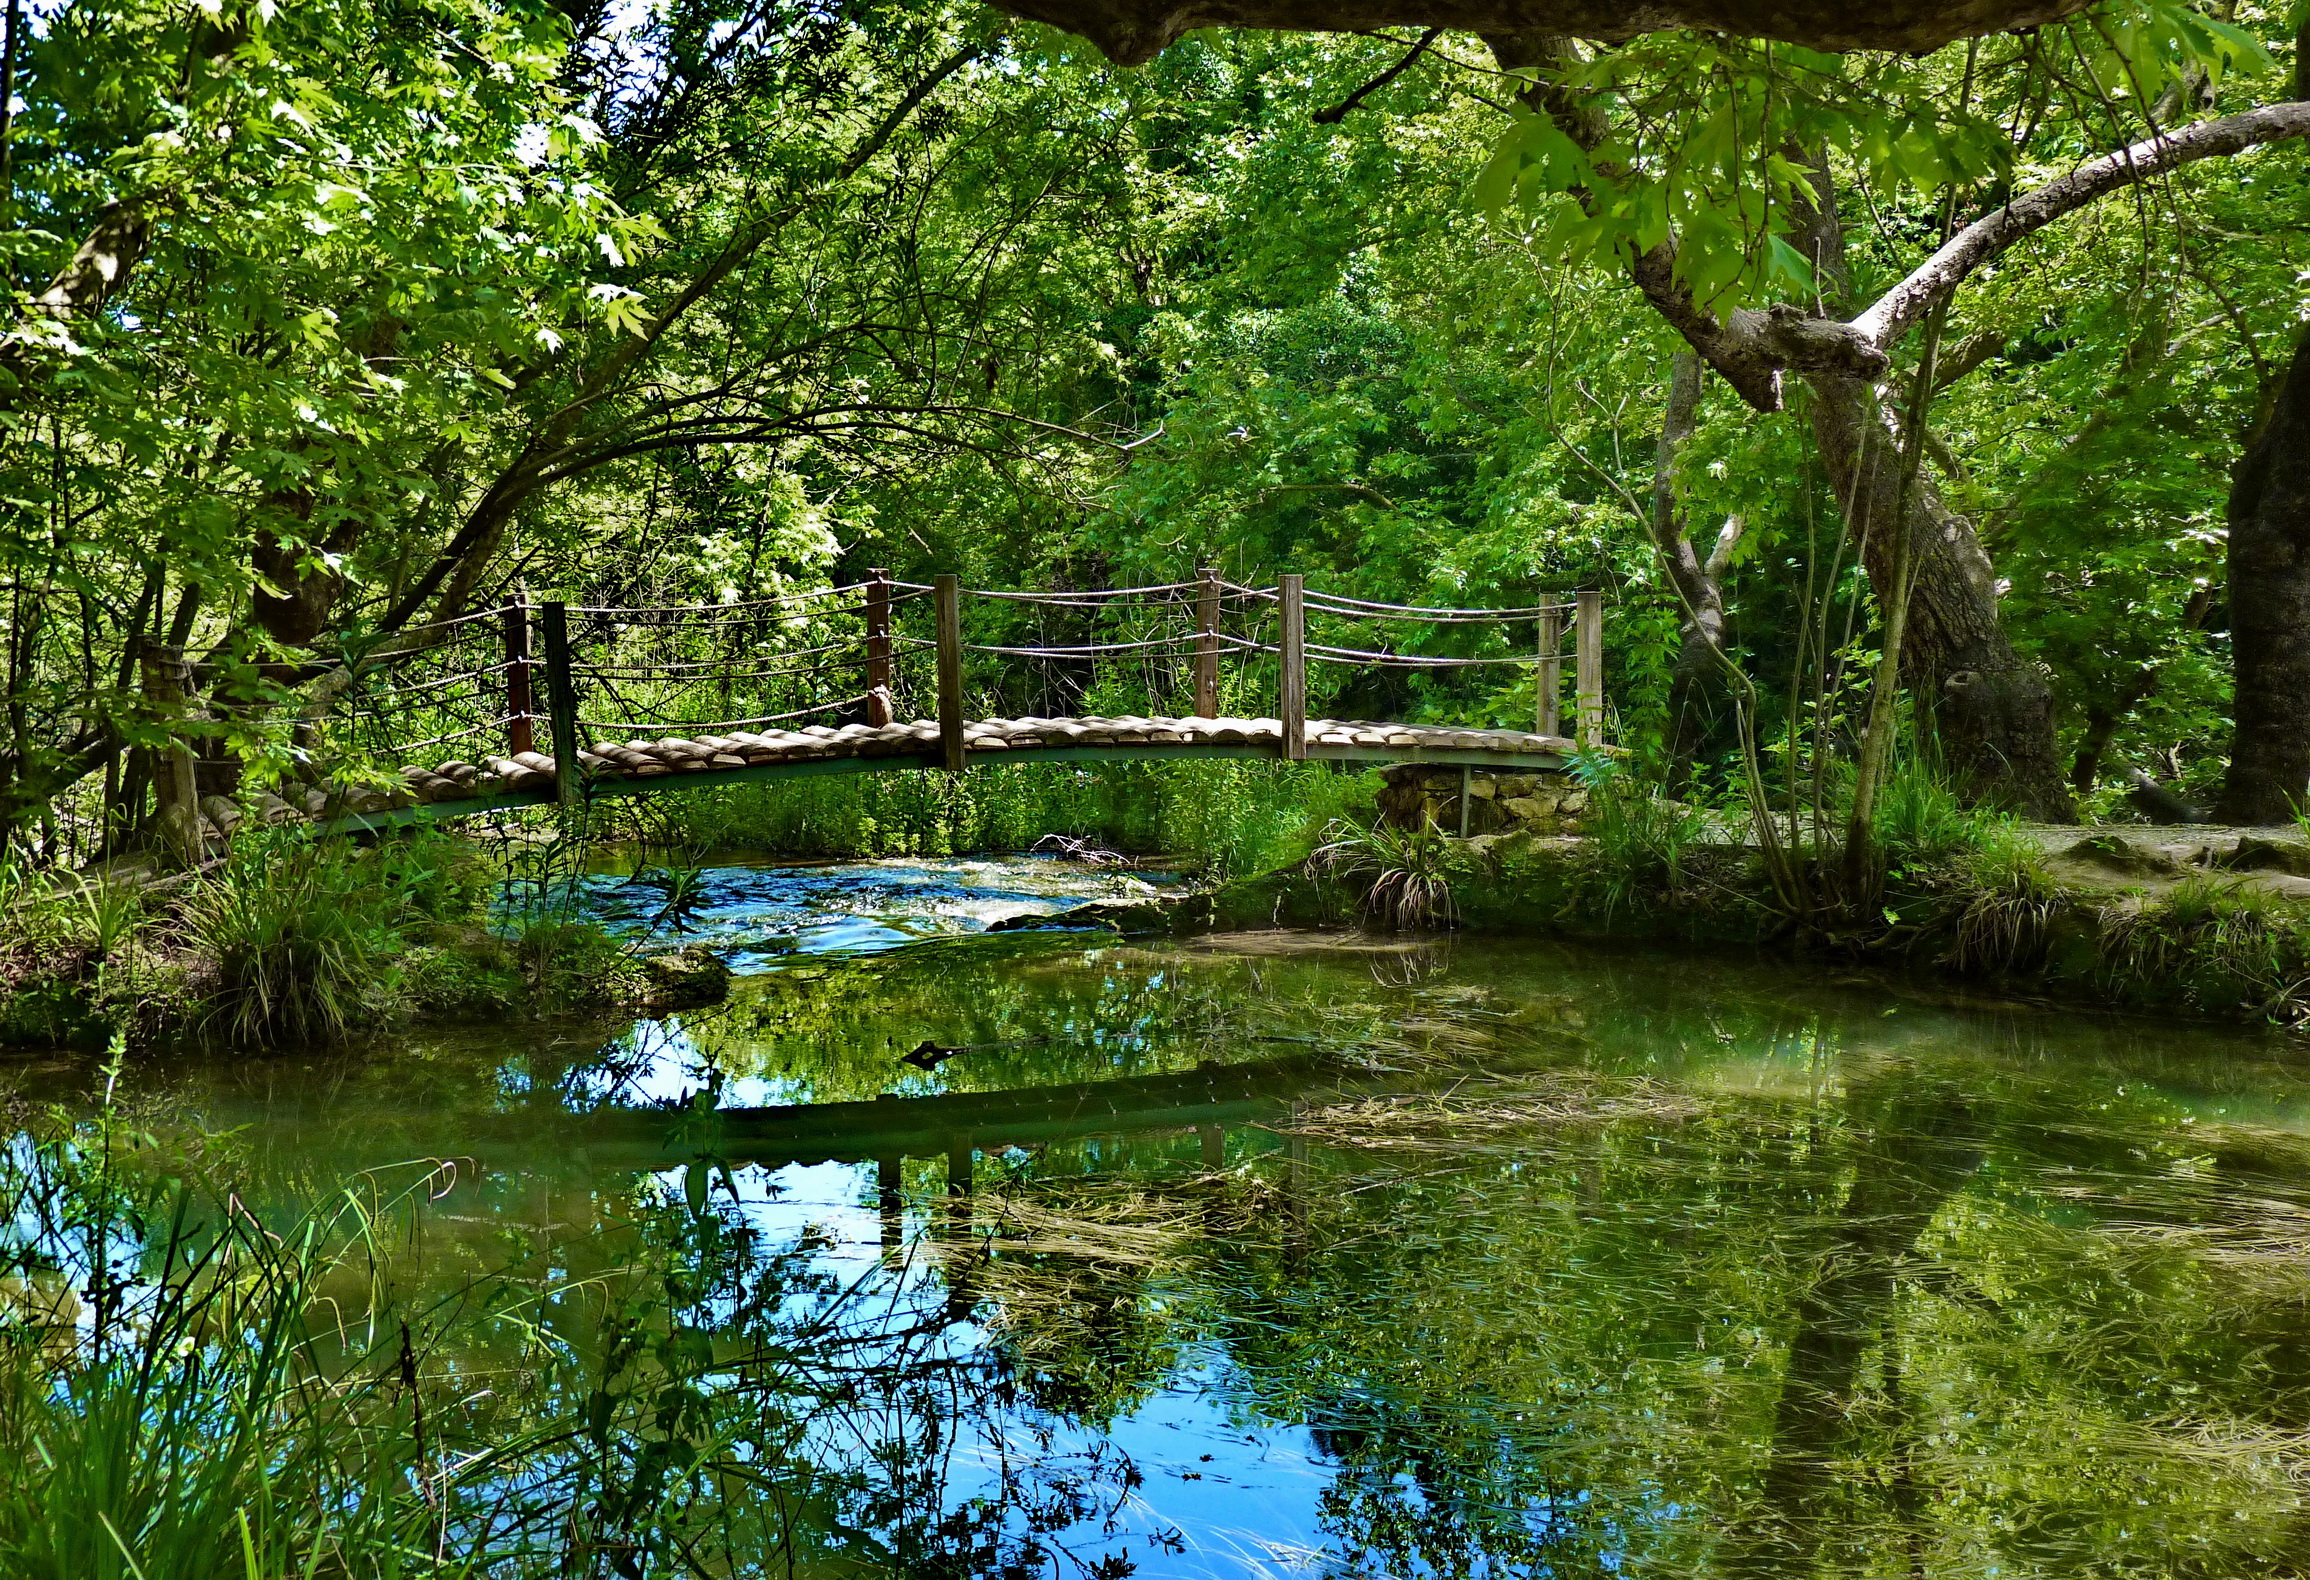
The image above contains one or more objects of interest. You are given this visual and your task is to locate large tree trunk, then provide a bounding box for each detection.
[1808,373,2074,821]
[2216,327,2310,826]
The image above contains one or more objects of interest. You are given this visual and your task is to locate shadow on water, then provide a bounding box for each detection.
[14,854,2310,1575]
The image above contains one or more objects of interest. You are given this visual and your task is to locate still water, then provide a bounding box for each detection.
[21,854,2310,1577]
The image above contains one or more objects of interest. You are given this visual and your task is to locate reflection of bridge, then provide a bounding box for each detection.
[562,1055,1335,1170]
[155,572,1611,836]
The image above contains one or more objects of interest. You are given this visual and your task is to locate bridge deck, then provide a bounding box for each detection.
[286,713,1576,832]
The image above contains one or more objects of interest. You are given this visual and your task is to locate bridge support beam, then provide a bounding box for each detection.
[1576,589,1606,750]
[1194,565,1220,718]
[934,574,966,772]
[865,568,894,727]
[1280,573,1306,761]
[540,601,583,806]
[1537,604,1562,738]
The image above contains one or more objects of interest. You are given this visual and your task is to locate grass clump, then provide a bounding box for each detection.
[172,832,440,1044]
[1313,815,1462,929]
[2097,879,2310,1023]
[1946,829,2063,975]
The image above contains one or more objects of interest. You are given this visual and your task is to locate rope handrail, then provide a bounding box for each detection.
[569,598,889,629]
[964,580,1202,602]
[1215,633,1558,667]
[962,634,1204,658]
[573,638,865,678]
[569,582,875,616]
[380,716,517,756]
[339,605,508,644]
[578,694,870,735]
[1302,592,1581,619]
[352,661,516,702]
[1304,602,1577,625]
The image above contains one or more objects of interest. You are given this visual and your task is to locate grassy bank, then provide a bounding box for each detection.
[585,756,1376,874]
[0,826,718,1052]
[1166,782,2310,1032]
[0,759,1368,1053]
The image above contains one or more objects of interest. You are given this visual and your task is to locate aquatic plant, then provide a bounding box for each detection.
[1312,815,1461,930]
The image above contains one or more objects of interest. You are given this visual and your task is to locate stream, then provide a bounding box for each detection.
[15,853,2310,1576]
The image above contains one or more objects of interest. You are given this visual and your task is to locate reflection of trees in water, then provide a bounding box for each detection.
[1006,1028,2310,1579]
[44,938,2310,1575]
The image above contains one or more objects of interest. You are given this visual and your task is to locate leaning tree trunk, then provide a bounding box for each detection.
[1807,372,2075,822]
[2216,326,2310,826]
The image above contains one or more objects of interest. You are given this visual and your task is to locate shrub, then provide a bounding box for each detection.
[172,832,426,1045]
[1312,815,1461,929]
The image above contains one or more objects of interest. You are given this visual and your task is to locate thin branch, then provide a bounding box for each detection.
[1312,28,1440,124]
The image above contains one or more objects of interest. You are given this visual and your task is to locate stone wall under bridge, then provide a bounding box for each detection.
[1376,764,1591,838]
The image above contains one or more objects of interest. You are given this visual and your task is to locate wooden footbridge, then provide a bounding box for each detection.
[176,572,1610,835]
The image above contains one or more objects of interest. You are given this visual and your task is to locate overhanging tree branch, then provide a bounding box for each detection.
[1856,101,2310,350]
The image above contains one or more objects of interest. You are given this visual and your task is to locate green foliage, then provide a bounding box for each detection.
[1313,815,1463,928]
[629,758,1375,878]
[1579,782,1717,919]
[173,832,431,1044]
[1475,1,2277,309]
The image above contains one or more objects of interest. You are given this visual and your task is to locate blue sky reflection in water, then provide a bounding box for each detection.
[540,853,1172,968]
[25,855,2310,1576]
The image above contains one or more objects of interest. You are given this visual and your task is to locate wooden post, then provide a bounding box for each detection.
[1279,573,1306,761]
[934,573,966,772]
[1194,565,1221,719]
[878,1154,903,1251]
[1458,763,1473,837]
[540,601,583,805]
[138,644,202,866]
[1537,605,1562,738]
[864,568,894,727]
[1575,588,1605,749]
[503,601,535,757]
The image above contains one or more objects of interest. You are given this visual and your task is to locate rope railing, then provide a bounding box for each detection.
[327,566,1608,801]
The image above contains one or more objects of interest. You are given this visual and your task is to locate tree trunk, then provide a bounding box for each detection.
[2216,327,2310,826]
[1649,352,1747,788]
[1807,372,2074,821]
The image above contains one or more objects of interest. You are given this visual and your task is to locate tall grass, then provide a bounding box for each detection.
[625,757,1378,877]
[0,1092,475,1577]
[170,829,491,1045]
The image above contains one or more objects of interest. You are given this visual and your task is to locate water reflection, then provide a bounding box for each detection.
[536,852,1171,969]
[13,903,2310,1576]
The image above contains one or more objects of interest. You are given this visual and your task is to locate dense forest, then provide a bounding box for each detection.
[1,0,2306,861]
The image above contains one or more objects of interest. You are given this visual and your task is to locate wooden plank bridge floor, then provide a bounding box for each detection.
[280,713,1578,834]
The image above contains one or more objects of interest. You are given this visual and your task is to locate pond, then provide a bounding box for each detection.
[13,853,2310,1577]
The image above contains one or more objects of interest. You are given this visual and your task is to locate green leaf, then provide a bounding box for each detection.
[1472,124,1524,213]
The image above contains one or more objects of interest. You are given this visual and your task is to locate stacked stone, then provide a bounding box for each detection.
[1376,765,1590,836]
